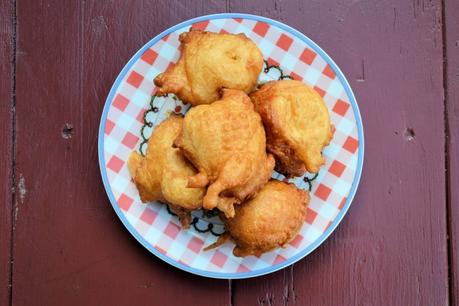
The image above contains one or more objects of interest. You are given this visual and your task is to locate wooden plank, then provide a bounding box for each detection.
[13,1,230,305]
[444,0,459,303]
[230,1,449,305]
[0,0,13,305]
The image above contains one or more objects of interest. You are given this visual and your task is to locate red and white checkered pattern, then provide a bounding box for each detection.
[102,17,361,275]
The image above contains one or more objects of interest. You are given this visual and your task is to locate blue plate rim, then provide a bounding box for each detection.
[98,13,365,279]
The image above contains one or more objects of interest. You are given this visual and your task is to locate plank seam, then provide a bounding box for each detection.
[229,279,234,306]
[441,0,454,304]
[8,0,17,305]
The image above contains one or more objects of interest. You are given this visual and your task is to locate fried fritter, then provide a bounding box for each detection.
[154,29,263,106]
[127,115,204,227]
[224,180,309,257]
[174,89,275,218]
[250,80,334,176]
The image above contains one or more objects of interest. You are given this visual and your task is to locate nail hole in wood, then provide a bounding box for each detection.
[62,123,73,139]
[404,128,415,141]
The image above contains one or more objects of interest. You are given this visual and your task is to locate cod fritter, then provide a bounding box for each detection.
[174,89,275,218]
[224,180,309,257]
[127,115,204,227]
[250,80,334,176]
[154,29,263,106]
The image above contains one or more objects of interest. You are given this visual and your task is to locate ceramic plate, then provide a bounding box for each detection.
[98,13,364,279]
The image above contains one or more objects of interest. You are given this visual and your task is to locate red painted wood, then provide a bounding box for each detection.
[0,0,13,304]
[10,0,455,305]
[445,0,459,303]
[230,1,449,305]
[13,1,229,305]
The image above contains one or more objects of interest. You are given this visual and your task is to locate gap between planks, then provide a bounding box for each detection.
[8,0,17,306]
[441,0,454,304]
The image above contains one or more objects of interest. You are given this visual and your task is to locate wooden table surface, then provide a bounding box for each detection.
[1,0,458,305]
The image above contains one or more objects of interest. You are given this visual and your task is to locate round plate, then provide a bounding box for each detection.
[98,13,364,279]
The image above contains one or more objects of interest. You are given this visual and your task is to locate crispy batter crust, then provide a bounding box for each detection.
[127,115,204,227]
[154,29,263,106]
[224,180,309,257]
[174,89,275,218]
[250,80,334,176]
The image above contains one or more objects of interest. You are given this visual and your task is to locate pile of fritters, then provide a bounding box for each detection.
[128,28,333,257]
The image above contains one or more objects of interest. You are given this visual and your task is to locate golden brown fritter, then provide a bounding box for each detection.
[174,89,275,218]
[127,115,204,227]
[225,180,309,257]
[154,29,263,106]
[250,80,334,176]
